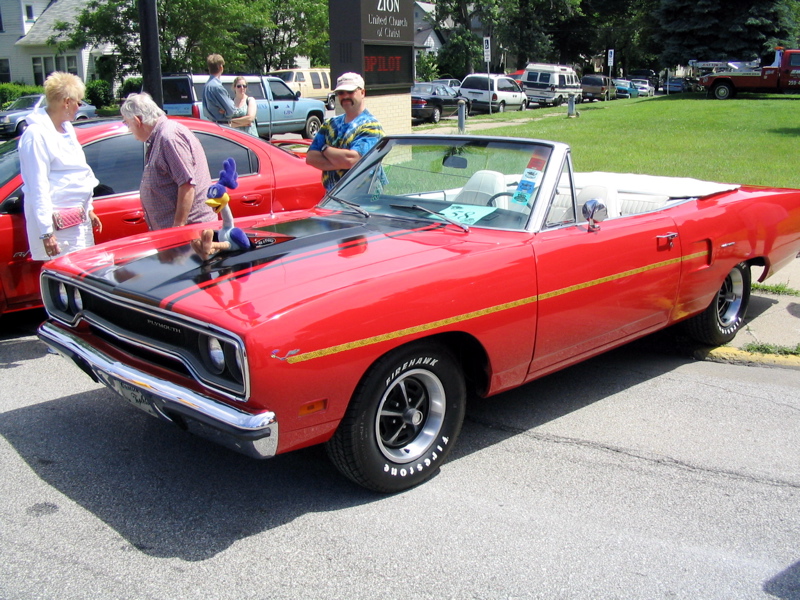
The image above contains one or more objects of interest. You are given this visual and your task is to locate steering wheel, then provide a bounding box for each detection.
[487,191,515,207]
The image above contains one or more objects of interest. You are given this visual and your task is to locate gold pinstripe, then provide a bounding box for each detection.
[285,250,708,364]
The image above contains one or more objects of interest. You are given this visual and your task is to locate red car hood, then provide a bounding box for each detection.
[50,209,502,328]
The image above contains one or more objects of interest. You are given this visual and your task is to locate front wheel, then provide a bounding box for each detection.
[326,342,466,493]
[303,115,322,139]
[326,95,336,110]
[684,262,751,345]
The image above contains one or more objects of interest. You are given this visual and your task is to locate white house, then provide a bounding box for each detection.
[414,1,445,56]
[0,0,102,85]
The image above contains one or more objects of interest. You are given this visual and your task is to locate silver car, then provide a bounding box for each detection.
[0,94,97,137]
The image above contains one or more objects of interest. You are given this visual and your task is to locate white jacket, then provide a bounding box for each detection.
[20,108,99,260]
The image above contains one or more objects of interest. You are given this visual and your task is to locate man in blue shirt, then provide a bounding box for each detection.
[306,73,384,191]
[202,54,235,124]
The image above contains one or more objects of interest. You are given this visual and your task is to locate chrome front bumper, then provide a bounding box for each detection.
[38,322,278,459]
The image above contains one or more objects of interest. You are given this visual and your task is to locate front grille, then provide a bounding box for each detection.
[41,274,248,401]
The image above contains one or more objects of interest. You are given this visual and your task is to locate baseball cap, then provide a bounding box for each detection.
[334,72,365,92]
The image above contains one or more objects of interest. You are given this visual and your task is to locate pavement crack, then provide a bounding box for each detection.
[464,414,800,490]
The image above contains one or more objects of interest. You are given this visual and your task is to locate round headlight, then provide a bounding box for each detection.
[72,287,83,312]
[56,282,69,311]
[207,337,226,374]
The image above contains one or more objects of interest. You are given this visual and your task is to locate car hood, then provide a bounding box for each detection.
[50,209,504,327]
[0,109,30,118]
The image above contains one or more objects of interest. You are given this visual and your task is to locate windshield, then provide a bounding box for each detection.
[319,137,554,231]
[0,137,20,189]
[6,96,40,111]
[267,71,293,82]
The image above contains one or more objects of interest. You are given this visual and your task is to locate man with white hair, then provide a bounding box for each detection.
[306,72,384,191]
[120,93,217,230]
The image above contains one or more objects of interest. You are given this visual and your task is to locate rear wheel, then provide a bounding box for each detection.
[430,106,441,124]
[497,101,505,113]
[713,82,735,100]
[326,94,336,110]
[684,262,751,345]
[326,341,466,493]
[302,115,322,139]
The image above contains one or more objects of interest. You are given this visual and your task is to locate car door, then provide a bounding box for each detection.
[264,79,303,134]
[528,158,681,377]
[194,131,275,216]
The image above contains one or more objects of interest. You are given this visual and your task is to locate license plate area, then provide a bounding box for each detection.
[98,371,163,419]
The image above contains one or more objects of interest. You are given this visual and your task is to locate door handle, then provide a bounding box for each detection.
[656,232,678,248]
[241,195,263,206]
[122,210,146,224]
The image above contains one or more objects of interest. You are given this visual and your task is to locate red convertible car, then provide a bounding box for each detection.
[37,135,800,492]
[0,118,323,316]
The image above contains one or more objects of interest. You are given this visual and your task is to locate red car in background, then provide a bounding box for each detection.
[0,118,324,316]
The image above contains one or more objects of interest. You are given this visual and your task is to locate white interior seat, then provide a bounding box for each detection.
[454,170,507,206]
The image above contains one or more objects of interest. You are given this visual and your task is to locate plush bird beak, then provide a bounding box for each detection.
[205,192,230,214]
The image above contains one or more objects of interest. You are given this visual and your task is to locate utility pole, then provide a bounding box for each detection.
[138,0,163,107]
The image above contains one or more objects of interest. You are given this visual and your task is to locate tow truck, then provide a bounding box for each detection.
[697,48,800,99]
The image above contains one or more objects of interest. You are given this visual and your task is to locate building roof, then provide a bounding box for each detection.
[16,0,90,46]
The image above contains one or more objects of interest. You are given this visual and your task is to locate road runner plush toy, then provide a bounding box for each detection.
[195,158,252,257]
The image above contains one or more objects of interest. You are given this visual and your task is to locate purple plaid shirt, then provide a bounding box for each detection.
[140,116,217,230]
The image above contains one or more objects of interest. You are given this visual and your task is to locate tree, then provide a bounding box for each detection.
[416,52,439,81]
[654,0,798,65]
[50,0,328,83]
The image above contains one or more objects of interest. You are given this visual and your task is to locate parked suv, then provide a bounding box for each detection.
[459,74,526,113]
[522,63,581,107]
[266,68,336,110]
[581,75,617,102]
[161,73,326,139]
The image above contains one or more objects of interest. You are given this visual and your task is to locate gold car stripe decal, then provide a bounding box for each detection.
[285,250,707,364]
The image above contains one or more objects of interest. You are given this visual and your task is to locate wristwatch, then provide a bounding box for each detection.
[40,232,54,240]
[320,144,329,154]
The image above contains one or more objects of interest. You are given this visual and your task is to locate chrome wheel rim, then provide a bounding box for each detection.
[375,369,446,463]
[716,268,744,328]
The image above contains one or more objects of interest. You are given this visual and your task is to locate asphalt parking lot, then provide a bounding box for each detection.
[1,309,799,599]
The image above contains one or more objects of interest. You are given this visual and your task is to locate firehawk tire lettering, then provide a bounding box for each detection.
[326,343,465,493]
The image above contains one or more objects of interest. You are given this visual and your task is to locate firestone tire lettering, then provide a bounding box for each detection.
[326,342,466,493]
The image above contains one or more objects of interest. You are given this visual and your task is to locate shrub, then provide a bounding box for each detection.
[0,83,44,108]
[118,77,142,100]
[85,79,114,108]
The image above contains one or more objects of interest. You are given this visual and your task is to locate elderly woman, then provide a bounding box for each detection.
[20,72,101,261]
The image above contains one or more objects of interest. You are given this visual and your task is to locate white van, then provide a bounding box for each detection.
[522,64,582,107]
[266,68,336,110]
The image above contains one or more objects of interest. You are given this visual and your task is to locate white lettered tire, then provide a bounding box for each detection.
[326,341,466,492]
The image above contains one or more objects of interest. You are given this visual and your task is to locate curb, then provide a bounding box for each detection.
[696,346,800,370]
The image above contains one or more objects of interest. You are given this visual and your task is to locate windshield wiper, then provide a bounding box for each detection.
[390,203,469,233]
[327,195,370,218]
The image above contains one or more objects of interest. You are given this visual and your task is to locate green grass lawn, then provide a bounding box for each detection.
[466,92,800,188]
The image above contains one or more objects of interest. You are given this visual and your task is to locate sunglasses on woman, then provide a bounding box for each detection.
[235,84,247,89]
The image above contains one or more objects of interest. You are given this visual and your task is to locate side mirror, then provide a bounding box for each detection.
[0,192,23,215]
[295,91,301,100]
[582,199,607,232]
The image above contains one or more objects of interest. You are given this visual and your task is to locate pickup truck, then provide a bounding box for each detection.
[161,73,327,138]
[699,49,800,99]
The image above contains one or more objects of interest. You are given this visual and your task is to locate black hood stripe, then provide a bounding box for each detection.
[161,220,443,310]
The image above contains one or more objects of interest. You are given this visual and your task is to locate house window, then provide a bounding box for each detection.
[32,55,78,85]
[25,5,34,20]
[0,60,9,84]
